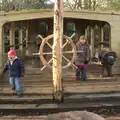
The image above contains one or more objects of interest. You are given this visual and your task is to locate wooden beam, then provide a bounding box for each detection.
[10,22,15,50]
[0,24,4,68]
[26,21,29,48]
[101,25,104,49]
[19,24,23,57]
[91,26,94,58]
[52,0,64,102]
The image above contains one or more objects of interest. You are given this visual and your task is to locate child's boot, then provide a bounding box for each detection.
[12,87,15,90]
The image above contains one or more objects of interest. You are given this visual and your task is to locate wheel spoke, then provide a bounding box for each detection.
[62,55,77,68]
[33,52,52,55]
[32,52,40,55]
[37,34,52,49]
[41,66,46,71]
[62,40,69,49]
[70,33,75,39]
[62,51,73,54]
[62,50,82,54]
[36,34,44,40]
[45,41,53,49]
[41,58,53,71]
[33,51,80,55]
[68,33,76,44]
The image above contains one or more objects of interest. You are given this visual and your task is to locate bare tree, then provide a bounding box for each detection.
[76,0,82,9]
[88,0,92,9]
[64,0,76,10]
[93,0,97,10]
[84,0,89,9]
[64,0,95,10]
[0,0,53,12]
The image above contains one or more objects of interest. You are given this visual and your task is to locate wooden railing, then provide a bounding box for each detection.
[4,41,36,53]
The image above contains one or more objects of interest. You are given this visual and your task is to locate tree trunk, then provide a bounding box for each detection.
[93,0,96,10]
[52,0,64,102]
[77,0,82,9]
[88,0,91,9]
[84,0,89,9]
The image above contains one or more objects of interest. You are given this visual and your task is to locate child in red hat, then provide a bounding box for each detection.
[2,50,24,97]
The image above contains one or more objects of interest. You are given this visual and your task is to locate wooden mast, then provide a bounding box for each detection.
[52,0,64,102]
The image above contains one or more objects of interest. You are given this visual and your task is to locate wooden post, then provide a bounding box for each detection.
[52,0,64,102]
[26,21,29,48]
[19,24,23,57]
[10,22,15,50]
[91,26,94,58]
[85,26,88,38]
[0,24,4,68]
[101,25,104,49]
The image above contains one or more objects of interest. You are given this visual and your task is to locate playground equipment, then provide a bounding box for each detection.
[33,0,77,102]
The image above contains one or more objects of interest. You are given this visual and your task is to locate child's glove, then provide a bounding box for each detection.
[21,73,24,77]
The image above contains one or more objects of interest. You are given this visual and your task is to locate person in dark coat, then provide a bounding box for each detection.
[99,49,117,77]
[75,35,90,81]
[2,50,24,97]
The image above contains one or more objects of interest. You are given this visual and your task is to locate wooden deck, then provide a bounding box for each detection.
[1,59,120,95]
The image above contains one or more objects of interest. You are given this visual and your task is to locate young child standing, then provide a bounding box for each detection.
[75,35,90,81]
[2,50,24,97]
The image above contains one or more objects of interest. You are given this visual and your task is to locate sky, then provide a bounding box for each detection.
[50,0,54,2]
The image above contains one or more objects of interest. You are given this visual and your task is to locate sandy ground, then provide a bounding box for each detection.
[0,111,106,120]
[0,112,120,120]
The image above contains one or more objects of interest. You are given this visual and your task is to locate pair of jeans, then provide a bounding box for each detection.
[76,67,87,80]
[9,77,22,95]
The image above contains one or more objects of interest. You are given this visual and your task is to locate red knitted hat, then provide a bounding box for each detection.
[8,50,16,56]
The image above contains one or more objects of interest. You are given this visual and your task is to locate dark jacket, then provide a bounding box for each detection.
[99,50,117,65]
[3,58,24,77]
[75,42,90,65]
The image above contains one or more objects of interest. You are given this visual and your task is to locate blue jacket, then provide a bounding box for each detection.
[3,58,24,77]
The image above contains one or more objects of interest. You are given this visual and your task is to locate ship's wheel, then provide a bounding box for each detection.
[33,34,77,71]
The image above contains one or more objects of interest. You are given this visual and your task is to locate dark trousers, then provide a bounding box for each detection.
[101,63,112,77]
[76,67,87,80]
